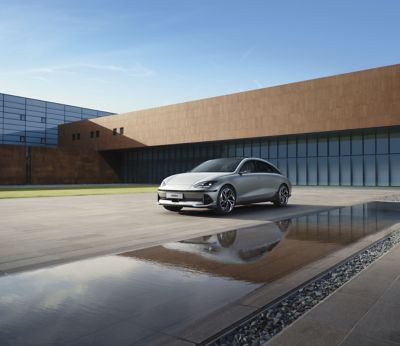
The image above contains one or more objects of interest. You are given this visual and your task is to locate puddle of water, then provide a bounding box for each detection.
[0,202,399,345]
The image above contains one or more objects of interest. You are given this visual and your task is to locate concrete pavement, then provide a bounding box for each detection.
[0,186,399,274]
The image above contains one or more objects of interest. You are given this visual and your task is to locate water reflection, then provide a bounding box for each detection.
[127,202,400,284]
[0,202,399,345]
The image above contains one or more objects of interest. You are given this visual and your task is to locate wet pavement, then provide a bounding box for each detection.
[1,202,400,345]
[1,186,400,274]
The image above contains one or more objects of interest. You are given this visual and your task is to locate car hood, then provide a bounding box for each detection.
[163,172,228,189]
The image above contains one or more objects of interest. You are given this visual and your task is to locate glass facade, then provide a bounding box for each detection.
[0,93,113,147]
[121,126,400,187]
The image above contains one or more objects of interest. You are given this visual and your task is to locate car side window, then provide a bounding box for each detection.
[240,160,256,173]
[256,161,279,174]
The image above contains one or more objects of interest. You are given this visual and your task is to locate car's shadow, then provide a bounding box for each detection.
[177,203,338,222]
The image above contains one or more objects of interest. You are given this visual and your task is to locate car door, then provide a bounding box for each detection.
[255,160,282,199]
[235,160,263,203]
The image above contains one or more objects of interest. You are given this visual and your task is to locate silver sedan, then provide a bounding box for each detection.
[157,157,292,214]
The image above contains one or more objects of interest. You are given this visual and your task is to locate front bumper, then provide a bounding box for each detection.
[158,189,218,208]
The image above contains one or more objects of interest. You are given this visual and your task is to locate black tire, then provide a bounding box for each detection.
[215,185,236,214]
[163,205,183,212]
[273,184,289,207]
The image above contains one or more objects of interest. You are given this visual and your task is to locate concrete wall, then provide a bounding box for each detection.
[59,64,400,151]
[0,145,120,185]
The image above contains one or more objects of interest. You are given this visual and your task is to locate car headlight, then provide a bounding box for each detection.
[194,181,217,188]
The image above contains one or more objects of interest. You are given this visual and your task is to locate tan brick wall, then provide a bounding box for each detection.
[0,145,120,185]
[30,147,120,184]
[0,144,26,184]
[59,64,400,151]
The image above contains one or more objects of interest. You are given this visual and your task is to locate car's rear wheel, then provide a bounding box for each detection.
[163,205,183,212]
[273,184,289,207]
[215,185,236,214]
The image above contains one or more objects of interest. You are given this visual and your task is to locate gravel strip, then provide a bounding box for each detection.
[212,229,400,346]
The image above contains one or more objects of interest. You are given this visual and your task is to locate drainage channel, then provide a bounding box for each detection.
[206,227,400,346]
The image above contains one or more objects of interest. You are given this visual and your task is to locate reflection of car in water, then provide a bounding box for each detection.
[162,220,292,264]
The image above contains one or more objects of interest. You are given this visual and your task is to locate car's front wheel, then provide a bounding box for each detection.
[163,205,183,212]
[273,184,289,207]
[215,185,236,214]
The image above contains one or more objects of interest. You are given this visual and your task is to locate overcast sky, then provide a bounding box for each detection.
[0,0,399,113]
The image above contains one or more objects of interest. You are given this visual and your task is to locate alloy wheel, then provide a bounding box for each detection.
[278,185,289,206]
[218,186,236,213]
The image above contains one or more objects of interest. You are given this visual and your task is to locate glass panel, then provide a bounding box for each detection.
[376,129,389,154]
[377,155,389,186]
[278,138,287,158]
[340,135,351,156]
[390,129,400,153]
[364,156,376,186]
[307,137,317,157]
[297,158,307,185]
[288,138,296,157]
[351,156,363,186]
[252,140,260,157]
[318,136,328,156]
[363,131,375,154]
[340,156,351,185]
[288,158,297,184]
[318,157,328,185]
[297,138,307,157]
[235,142,244,157]
[307,157,317,185]
[269,140,277,158]
[390,154,400,186]
[329,157,339,185]
[260,140,268,159]
[244,141,252,157]
[4,95,25,104]
[228,143,235,157]
[329,135,339,156]
[221,143,229,157]
[277,159,287,176]
[351,134,363,155]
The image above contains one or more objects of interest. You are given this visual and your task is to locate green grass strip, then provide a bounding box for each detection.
[0,185,158,199]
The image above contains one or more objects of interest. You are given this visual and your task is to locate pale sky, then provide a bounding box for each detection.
[0,0,399,114]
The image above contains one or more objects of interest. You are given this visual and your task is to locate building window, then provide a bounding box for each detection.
[40,138,46,144]
[96,130,100,138]
[113,128,117,136]
[20,114,26,121]
[90,131,94,138]
[20,136,25,142]
[72,134,76,140]
[41,117,46,123]
[77,133,80,140]
[120,127,124,135]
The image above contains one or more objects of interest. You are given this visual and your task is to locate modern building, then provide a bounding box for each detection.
[59,64,400,187]
[0,92,113,147]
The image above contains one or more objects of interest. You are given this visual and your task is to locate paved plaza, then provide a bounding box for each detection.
[0,187,398,274]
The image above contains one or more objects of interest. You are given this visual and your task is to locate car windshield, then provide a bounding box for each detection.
[191,158,242,173]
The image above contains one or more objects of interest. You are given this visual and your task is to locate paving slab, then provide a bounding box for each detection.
[266,243,400,346]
